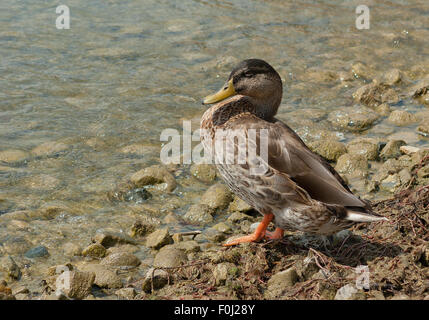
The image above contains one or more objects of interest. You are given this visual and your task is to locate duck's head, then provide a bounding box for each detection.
[202,59,283,119]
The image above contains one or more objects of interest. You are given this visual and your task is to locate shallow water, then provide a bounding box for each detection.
[0,0,428,294]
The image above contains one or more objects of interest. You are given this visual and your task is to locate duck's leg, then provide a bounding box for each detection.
[223,213,273,246]
[265,227,284,240]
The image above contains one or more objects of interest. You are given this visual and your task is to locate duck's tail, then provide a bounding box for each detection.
[345,207,389,223]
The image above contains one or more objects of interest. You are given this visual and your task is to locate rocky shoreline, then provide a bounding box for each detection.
[1,62,429,300]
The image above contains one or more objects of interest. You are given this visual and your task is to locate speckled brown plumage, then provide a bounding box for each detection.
[200,59,387,244]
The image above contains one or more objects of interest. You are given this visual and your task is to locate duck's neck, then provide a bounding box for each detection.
[247,94,282,121]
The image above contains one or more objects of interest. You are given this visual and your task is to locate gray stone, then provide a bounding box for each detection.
[24,246,49,259]
[145,228,173,250]
[100,252,140,268]
[153,245,187,268]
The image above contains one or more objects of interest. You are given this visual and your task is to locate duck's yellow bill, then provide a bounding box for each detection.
[202,79,236,105]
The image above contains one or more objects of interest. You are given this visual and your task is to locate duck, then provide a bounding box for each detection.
[200,59,387,246]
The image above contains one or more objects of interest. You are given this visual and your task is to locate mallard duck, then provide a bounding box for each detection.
[200,59,387,246]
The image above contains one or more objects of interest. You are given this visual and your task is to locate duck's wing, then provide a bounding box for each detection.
[223,113,367,209]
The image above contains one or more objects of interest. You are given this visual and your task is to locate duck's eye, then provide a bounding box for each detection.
[243,72,254,78]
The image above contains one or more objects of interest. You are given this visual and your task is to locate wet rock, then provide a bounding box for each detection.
[142,268,169,293]
[100,252,140,268]
[31,141,68,157]
[353,82,399,107]
[163,212,180,224]
[0,256,21,280]
[380,140,406,160]
[153,245,187,268]
[328,107,379,132]
[335,284,365,300]
[190,164,217,182]
[0,149,29,164]
[374,103,391,116]
[417,123,429,136]
[2,237,31,254]
[63,243,82,257]
[145,228,173,250]
[120,144,159,156]
[335,154,368,178]
[346,138,379,160]
[304,68,338,83]
[63,270,95,300]
[308,139,347,162]
[130,220,156,238]
[265,267,298,299]
[351,62,374,79]
[82,243,106,259]
[213,262,238,285]
[200,183,233,211]
[183,204,214,226]
[381,69,401,86]
[388,131,420,145]
[25,245,49,259]
[81,264,122,289]
[92,231,137,248]
[380,174,401,193]
[200,228,226,243]
[408,78,429,98]
[400,145,421,155]
[115,287,136,300]
[387,110,417,126]
[228,196,252,213]
[130,165,177,192]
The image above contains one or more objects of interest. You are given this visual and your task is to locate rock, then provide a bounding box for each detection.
[153,245,187,268]
[100,252,140,268]
[0,149,29,163]
[190,164,217,182]
[200,183,233,211]
[212,222,232,234]
[120,144,159,156]
[63,270,95,300]
[92,231,137,248]
[130,220,156,238]
[400,145,421,155]
[228,196,253,213]
[265,267,299,299]
[380,174,401,193]
[391,294,410,300]
[2,237,31,254]
[31,141,68,157]
[388,131,420,144]
[24,245,49,259]
[353,82,398,107]
[351,62,374,79]
[374,103,391,116]
[142,268,169,293]
[200,228,226,243]
[346,138,379,160]
[130,165,177,192]
[227,211,253,223]
[308,139,347,161]
[335,154,368,178]
[173,241,200,253]
[328,107,379,132]
[115,287,136,300]
[63,243,82,257]
[105,244,139,256]
[380,140,406,160]
[82,243,106,258]
[387,110,417,126]
[183,204,214,226]
[408,78,429,98]
[213,262,238,285]
[381,69,401,85]
[304,68,338,83]
[145,228,173,250]
[81,264,122,289]
[335,284,365,300]
[163,212,180,224]
[417,123,429,136]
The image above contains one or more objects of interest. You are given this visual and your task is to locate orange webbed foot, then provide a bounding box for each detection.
[223,213,274,247]
[265,227,284,240]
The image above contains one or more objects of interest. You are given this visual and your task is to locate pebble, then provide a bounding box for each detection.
[265,267,298,299]
[200,183,233,211]
[82,243,107,258]
[145,228,173,250]
[153,245,187,268]
[183,204,214,226]
[100,252,141,268]
[24,245,49,259]
[130,165,177,192]
[62,270,95,300]
[0,149,29,163]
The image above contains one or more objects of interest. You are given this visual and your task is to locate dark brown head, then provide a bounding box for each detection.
[203,59,283,119]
